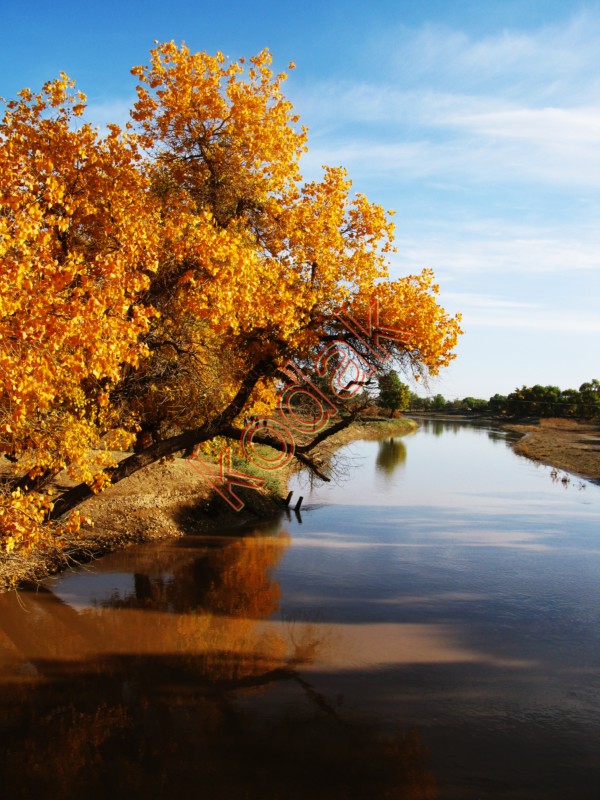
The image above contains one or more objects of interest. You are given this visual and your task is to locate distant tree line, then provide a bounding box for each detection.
[334,369,599,421]
[405,379,600,420]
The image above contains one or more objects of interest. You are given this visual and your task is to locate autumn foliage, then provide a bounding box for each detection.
[0,43,462,559]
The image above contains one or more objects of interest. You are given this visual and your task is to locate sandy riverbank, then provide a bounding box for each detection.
[506,417,600,483]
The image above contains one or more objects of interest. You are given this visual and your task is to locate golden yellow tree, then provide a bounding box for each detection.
[85,44,460,477]
[1,43,462,555]
[0,75,161,554]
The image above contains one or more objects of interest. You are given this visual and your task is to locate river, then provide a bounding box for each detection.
[1,419,600,798]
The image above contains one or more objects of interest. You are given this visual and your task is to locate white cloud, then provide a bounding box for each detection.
[443,105,600,182]
[391,225,600,275]
[467,308,600,334]
[450,106,600,146]
[292,11,600,190]
[437,291,600,334]
[297,87,600,188]
[385,10,600,101]
[443,293,540,310]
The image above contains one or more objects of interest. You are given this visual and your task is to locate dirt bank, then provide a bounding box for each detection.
[506,418,600,482]
[1,417,416,592]
[321,416,417,447]
[0,454,286,593]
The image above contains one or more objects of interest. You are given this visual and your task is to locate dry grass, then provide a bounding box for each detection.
[323,416,418,446]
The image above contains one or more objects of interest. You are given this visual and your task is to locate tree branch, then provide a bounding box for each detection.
[49,358,277,520]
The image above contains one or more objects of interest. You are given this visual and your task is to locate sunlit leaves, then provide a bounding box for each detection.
[0,75,159,552]
[0,42,462,560]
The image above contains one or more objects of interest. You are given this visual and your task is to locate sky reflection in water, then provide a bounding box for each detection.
[280,421,600,795]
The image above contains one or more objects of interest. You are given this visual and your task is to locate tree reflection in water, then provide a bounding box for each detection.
[376,437,407,479]
[0,527,437,799]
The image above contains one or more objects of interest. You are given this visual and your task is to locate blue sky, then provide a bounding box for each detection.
[1,0,598,399]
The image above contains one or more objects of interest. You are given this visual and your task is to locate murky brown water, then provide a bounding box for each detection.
[2,420,600,798]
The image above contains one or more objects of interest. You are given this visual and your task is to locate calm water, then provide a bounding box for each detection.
[1,420,600,799]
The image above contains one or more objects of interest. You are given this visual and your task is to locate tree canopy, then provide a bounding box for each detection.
[378,371,410,416]
[0,43,463,560]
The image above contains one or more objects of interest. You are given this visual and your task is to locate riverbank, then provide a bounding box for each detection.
[407,413,600,482]
[506,417,600,482]
[0,416,416,592]
[317,416,418,447]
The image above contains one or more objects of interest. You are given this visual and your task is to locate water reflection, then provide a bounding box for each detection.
[412,416,512,443]
[0,527,437,799]
[284,422,600,797]
[105,526,286,619]
[3,421,600,798]
[375,436,407,478]
[0,671,436,800]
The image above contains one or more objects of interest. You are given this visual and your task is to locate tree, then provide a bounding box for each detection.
[557,388,579,417]
[461,397,488,413]
[579,380,600,419]
[378,371,410,416]
[488,394,508,416]
[0,74,160,555]
[1,44,462,559]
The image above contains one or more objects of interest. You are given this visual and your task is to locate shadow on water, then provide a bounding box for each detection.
[0,529,436,800]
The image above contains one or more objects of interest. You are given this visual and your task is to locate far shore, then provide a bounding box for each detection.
[504,417,600,483]
[408,411,600,483]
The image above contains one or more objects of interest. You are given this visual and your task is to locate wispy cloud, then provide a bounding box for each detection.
[298,84,600,188]
[301,128,600,187]
[391,224,600,275]
[383,10,600,101]
[466,308,600,334]
[440,291,600,334]
[449,106,600,147]
[294,10,600,190]
[443,293,541,310]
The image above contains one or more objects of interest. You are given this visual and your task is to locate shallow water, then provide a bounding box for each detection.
[1,420,600,798]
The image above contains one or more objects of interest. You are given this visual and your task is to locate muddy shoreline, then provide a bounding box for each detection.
[505,417,600,483]
[407,413,600,483]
